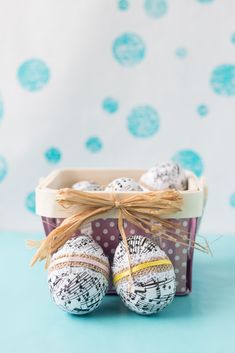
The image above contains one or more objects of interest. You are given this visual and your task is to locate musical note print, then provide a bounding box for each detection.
[112,235,176,315]
[48,235,110,315]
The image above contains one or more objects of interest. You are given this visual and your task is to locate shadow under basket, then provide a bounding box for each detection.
[36,168,207,296]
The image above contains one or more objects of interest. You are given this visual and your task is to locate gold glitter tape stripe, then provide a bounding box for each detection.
[113,259,172,285]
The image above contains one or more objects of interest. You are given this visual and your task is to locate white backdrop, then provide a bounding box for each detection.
[0,0,235,234]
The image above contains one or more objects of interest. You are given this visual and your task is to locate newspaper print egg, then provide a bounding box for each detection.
[48,235,110,315]
[112,235,176,315]
[72,180,103,191]
[140,161,187,191]
[105,177,143,192]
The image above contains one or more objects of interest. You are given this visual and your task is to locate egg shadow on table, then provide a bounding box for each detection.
[93,295,130,317]
[68,294,194,320]
[94,295,195,320]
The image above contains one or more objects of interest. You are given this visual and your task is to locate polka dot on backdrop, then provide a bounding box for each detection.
[197,104,209,117]
[25,191,36,214]
[175,47,187,59]
[0,97,4,121]
[144,0,168,19]
[112,33,146,66]
[17,59,50,92]
[0,155,7,182]
[210,64,235,96]
[44,147,62,164]
[229,193,235,208]
[231,33,235,45]
[196,0,214,3]
[118,0,129,11]
[102,97,119,114]
[85,136,103,153]
[127,105,160,138]
[172,149,204,177]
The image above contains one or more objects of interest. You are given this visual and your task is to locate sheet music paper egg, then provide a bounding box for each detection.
[112,235,176,315]
[105,177,143,192]
[140,161,187,191]
[48,235,110,315]
[72,180,103,191]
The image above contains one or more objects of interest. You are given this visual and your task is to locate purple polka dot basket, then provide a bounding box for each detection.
[36,168,207,296]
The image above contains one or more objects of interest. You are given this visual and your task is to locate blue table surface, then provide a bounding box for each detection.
[0,231,234,353]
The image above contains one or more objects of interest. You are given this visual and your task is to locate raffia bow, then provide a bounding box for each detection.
[28,188,209,273]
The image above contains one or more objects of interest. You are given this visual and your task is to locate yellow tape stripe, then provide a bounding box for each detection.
[113,259,172,285]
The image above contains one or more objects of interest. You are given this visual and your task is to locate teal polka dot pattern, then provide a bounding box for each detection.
[85,137,103,153]
[0,97,4,121]
[230,193,235,208]
[144,0,168,19]
[17,59,50,92]
[118,0,129,11]
[25,191,36,214]
[44,147,62,164]
[197,104,208,117]
[127,106,160,138]
[102,97,119,114]
[175,47,187,59]
[2,2,235,234]
[112,33,146,66]
[210,64,235,96]
[0,155,7,182]
[172,150,204,177]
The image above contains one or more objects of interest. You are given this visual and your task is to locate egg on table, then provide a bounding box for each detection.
[48,234,110,315]
[112,235,176,315]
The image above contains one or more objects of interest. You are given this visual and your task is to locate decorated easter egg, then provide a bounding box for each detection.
[105,177,143,192]
[112,235,176,315]
[140,161,187,191]
[48,235,110,315]
[72,180,103,191]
